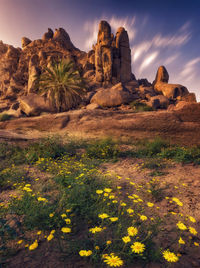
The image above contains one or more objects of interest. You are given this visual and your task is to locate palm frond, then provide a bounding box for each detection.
[35,59,87,112]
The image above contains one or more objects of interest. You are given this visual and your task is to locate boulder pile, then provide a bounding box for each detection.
[0,20,198,117]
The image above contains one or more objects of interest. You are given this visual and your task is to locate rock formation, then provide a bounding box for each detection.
[42,28,54,41]
[21,37,32,49]
[0,21,198,117]
[93,21,132,85]
[153,66,189,99]
[91,82,135,107]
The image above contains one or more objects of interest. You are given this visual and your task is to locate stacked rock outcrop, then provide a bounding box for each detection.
[0,20,198,116]
[87,21,132,85]
[153,66,189,99]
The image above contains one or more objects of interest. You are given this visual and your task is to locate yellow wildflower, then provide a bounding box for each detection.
[109,217,118,222]
[122,236,131,243]
[49,213,54,218]
[140,215,147,221]
[106,240,112,245]
[66,209,71,213]
[89,226,103,233]
[127,226,138,237]
[194,242,199,247]
[147,202,154,207]
[189,227,198,235]
[96,190,103,194]
[178,237,185,245]
[103,253,123,267]
[131,242,145,254]
[98,213,109,219]
[104,188,112,193]
[37,197,47,202]
[163,250,179,262]
[127,208,134,214]
[64,218,71,224]
[61,227,71,233]
[177,221,187,230]
[37,231,42,235]
[29,240,38,250]
[17,240,23,244]
[188,216,196,223]
[47,233,54,241]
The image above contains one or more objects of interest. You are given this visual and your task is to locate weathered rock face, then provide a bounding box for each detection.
[115,27,132,82]
[0,42,21,98]
[0,28,87,102]
[93,21,132,85]
[42,28,54,41]
[154,66,169,83]
[177,92,197,103]
[148,95,170,109]
[153,66,190,99]
[90,82,135,107]
[19,93,54,116]
[21,37,32,49]
[53,28,77,50]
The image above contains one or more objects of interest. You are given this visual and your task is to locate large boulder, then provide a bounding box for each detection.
[153,66,189,99]
[90,82,135,107]
[19,93,54,116]
[149,95,169,109]
[177,92,197,103]
[175,103,200,122]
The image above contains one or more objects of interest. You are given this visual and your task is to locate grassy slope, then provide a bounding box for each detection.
[0,137,200,268]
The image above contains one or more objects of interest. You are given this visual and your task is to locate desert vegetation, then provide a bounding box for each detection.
[35,59,87,112]
[0,137,199,267]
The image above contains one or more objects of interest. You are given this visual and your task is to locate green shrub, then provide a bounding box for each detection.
[0,113,12,121]
[130,101,154,112]
[24,137,67,163]
[86,139,119,160]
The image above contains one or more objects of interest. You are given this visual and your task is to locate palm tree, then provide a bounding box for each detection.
[36,59,86,112]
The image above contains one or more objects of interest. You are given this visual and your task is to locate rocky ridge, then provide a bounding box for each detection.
[0,20,198,118]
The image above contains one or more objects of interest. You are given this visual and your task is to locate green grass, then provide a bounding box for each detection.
[130,101,154,112]
[0,113,12,122]
[0,136,200,267]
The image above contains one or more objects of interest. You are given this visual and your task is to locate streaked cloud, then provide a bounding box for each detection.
[179,57,200,81]
[139,51,159,72]
[164,54,179,65]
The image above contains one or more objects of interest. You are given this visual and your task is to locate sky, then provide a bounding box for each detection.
[0,0,200,100]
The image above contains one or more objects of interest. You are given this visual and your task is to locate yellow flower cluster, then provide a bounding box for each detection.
[79,250,92,256]
[172,197,183,207]
[89,226,103,233]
